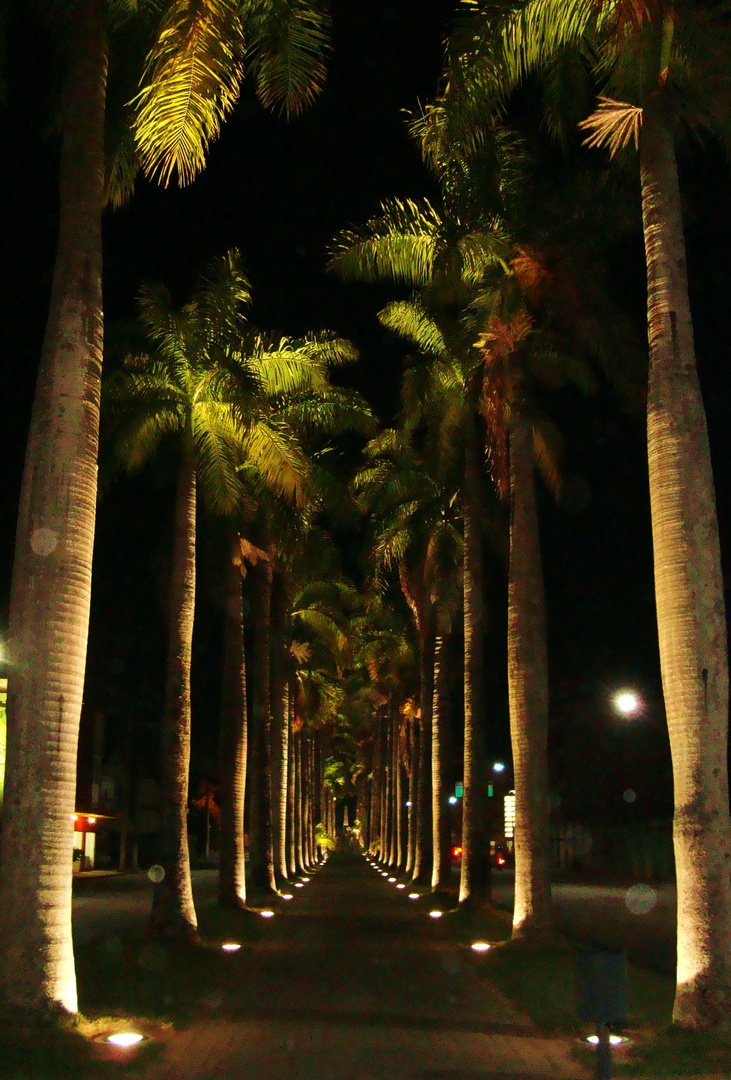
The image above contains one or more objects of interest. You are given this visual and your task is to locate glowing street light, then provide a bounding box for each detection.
[448,795,458,805]
[492,762,505,773]
[614,690,640,717]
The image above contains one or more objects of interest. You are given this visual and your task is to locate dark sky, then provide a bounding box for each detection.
[1,1,730,805]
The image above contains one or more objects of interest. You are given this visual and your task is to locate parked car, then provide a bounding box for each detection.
[449,839,514,869]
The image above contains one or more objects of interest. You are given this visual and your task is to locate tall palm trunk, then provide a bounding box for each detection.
[431,634,452,891]
[640,106,731,1031]
[287,691,297,876]
[0,0,107,1012]
[270,577,289,883]
[151,435,198,939]
[459,428,491,904]
[371,722,382,853]
[507,415,552,939]
[247,556,277,893]
[218,536,247,908]
[413,632,434,882]
[295,727,305,872]
[405,713,417,874]
[276,683,290,881]
[392,704,403,866]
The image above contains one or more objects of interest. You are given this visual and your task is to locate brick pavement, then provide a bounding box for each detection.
[149,851,590,1079]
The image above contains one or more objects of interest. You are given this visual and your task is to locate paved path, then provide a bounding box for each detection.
[150,852,588,1080]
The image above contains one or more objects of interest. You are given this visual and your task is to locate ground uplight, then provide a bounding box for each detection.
[221,942,241,952]
[388,876,396,882]
[107,1033,144,1048]
[429,910,443,919]
[294,882,304,887]
[260,910,275,918]
[586,1034,626,1046]
[471,941,490,952]
[281,893,293,900]
[396,883,406,889]
[408,893,419,899]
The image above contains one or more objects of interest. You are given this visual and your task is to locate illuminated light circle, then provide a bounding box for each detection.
[405,801,412,807]
[294,883,304,888]
[221,943,241,952]
[623,788,637,804]
[615,691,640,716]
[408,893,419,900]
[625,883,657,915]
[281,894,293,900]
[147,865,165,884]
[396,883,406,889]
[260,910,275,919]
[87,816,96,825]
[429,910,443,919]
[448,796,458,805]
[107,1033,144,1048]
[301,877,310,882]
[388,877,396,883]
[492,762,505,773]
[586,1035,625,1046]
[31,527,58,557]
[471,942,491,952]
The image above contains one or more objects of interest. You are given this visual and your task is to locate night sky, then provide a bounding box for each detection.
[1,1,730,811]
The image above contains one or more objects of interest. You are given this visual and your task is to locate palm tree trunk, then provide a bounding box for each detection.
[640,106,731,1031]
[247,555,277,893]
[0,0,107,1013]
[394,706,403,867]
[218,536,247,908]
[276,682,290,881]
[295,727,305,872]
[507,414,553,939]
[151,437,198,939]
[270,576,289,883]
[389,703,398,866]
[287,691,297,877]
[405,713,417,875]
[371,723,381,853]
[413,632,434,882]
[459,426,491,904]
[431,634,452,891]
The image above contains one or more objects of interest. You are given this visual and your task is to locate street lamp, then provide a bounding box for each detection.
[614,690,640,717]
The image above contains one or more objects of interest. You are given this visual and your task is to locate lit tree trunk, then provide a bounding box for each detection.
[287,692,296,877]
[151,435,198,939]
[247,556,277,893]
[295,727,305,872]
[460,427,491,904]
[641,105,731,1031]
[276,683,290,881]
[303,737,312,867]
[507,414,553,939]
[413,632,434,883]
[382,712,391,864]
[371,720,382,854]
[270,577,289,884]
[394,706,404,866]
[218,536,247,908]
[431,634,452,891]
[389,703,398,866]
[405,713,417,875]
[0,0,107,1011]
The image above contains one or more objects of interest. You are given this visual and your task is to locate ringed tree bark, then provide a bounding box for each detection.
[150,432,198,939]
[0,0,107,1013]
[431,634,453,892]
[217,534,248,909]
[459,426,491,905]
[507,414,553,939]
[641,103,731,1031]
[247,553,278,893]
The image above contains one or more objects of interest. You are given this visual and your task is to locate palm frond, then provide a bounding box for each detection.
[328,198,443,284]
[579,96,643,156]
[193,406,245,514]
[241,417,311,505]
[244,0,331,119]
[104,115,140,209]
[378,300,448,357]
[132,0,245,187]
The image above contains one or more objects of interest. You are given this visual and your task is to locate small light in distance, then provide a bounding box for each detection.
[294,882,304,888]
[221,942,241,952]
[396,883,406,889]
[614,690,640,716]
[448,795,458,805]
[429,910,443,919]
[405,800,412,807]
[492,762,505,773]
[471,941,490,952]
[88,816,96,824]
[301,877,310,882]
[408,893,419,900]
[388,876,396,882]
[107,1033,144,1048]
[260,910,275,918]
[281,893,293,900]
[586,1034,625,1046]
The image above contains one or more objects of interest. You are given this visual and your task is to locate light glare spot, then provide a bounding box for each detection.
[221,942,241,952]
[429,910,443,919]
[294,882,303,888]
[108,1033,144,1048]
[281,893,293,900]
[625,883,657,915]
[388,877,396,882]
[615,691,640,716]
[260,910,275,918]
[147,864,165,883]
[409,893,419,899]
[396,883,406,889]
[31,527,58,557]
[471,941,491,952]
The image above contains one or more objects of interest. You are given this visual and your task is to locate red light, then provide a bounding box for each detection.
[497,854,505,865]
[452,846,462,857]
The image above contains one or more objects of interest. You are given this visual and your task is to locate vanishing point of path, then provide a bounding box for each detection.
[151,852,587,1080]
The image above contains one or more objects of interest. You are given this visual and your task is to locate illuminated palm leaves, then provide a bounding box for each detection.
[133,0,332,187]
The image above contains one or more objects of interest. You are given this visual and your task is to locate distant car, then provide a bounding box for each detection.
[449,841,513,869]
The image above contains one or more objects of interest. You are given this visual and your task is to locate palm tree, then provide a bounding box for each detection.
[105,251,312,936]
[0,0,333,1013]
[447,0,731,1029]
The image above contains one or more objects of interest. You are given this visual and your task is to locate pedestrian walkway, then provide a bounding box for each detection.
[152,851,588,1079]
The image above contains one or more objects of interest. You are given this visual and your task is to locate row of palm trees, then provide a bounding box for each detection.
[1,0,729,1041]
